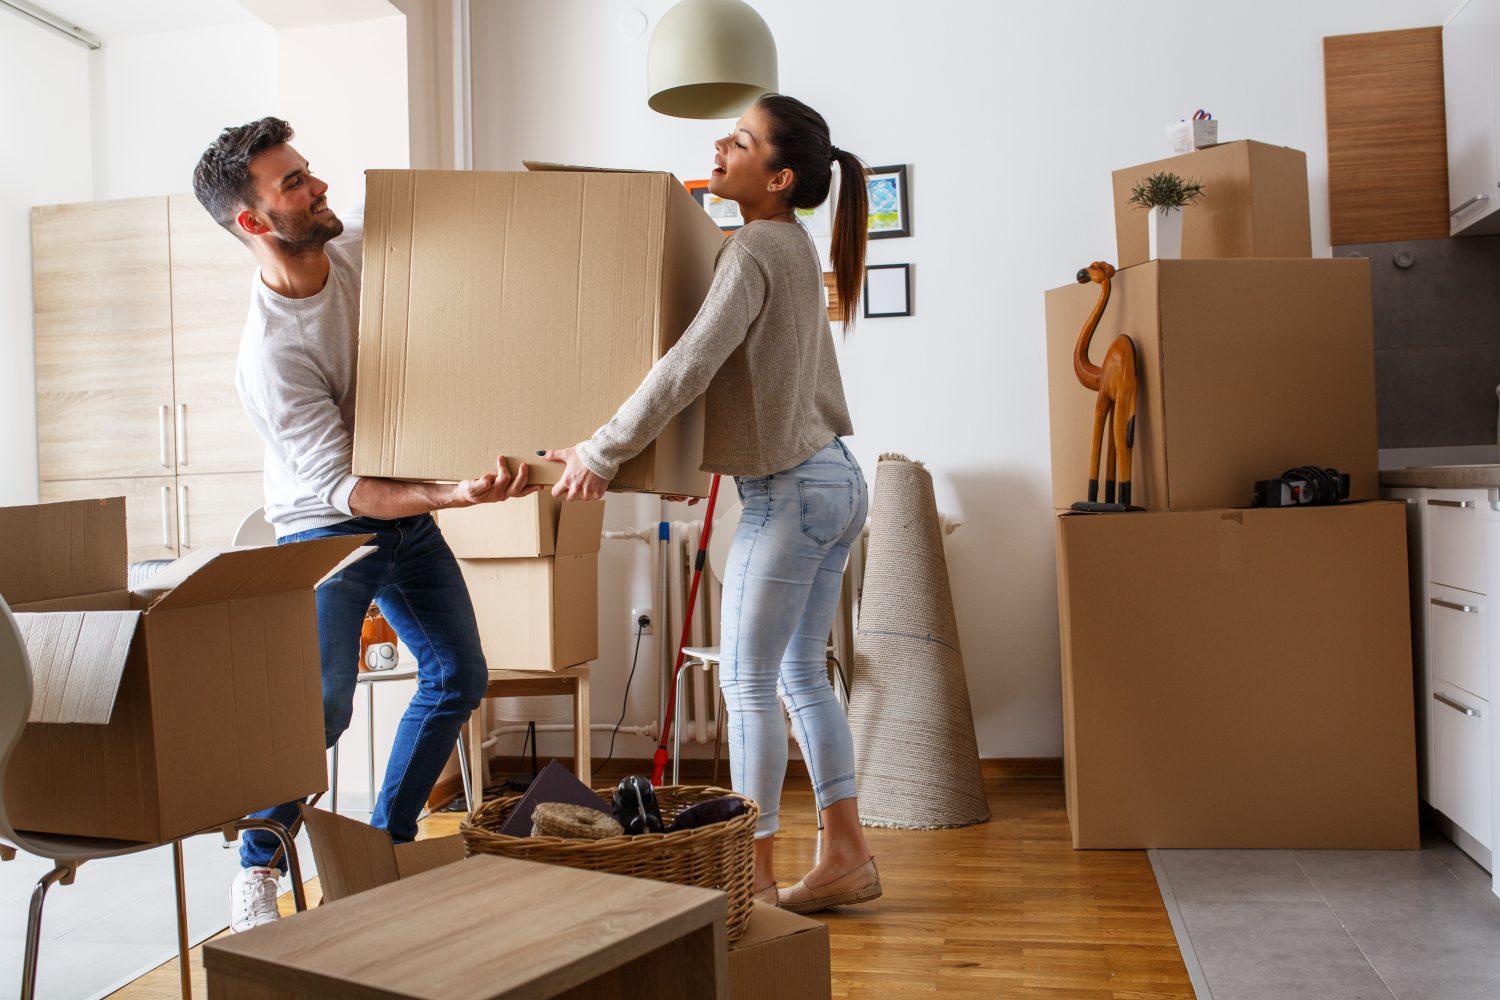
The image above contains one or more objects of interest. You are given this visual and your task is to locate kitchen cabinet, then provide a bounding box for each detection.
[32,195,264,562]
[1444,0,1500,235]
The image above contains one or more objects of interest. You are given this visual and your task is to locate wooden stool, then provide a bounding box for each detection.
[459,665,590,811]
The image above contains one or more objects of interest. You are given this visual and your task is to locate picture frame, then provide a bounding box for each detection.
[866,164,910,239]
[863,263,912,318]
[684,178,744,232]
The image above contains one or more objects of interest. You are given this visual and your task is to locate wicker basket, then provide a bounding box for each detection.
[461,785,758,941]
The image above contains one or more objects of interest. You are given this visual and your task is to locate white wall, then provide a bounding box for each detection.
[89,21,281,200]
[277,14,411,206]
[0,17,94,506]
[469,0,1460,762]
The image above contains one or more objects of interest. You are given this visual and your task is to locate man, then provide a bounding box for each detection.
[193,117,531,932]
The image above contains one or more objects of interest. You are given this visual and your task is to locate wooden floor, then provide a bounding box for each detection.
[111,774,1192,999]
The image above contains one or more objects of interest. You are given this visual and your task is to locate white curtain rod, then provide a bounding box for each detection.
[0,0,102,50]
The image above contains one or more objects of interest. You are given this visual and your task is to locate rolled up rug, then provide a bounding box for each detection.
[848,454,990,829]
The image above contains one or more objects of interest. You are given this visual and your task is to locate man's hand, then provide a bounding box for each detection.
[540,446,610,501]
[450,457,537,508]
[661,495,702,506]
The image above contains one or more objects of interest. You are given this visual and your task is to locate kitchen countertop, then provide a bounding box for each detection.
[1380,464,1500,489]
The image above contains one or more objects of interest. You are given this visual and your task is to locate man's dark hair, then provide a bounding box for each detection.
[192,117,294,234]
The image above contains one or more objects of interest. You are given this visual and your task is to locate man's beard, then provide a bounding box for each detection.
[267,203,344,256]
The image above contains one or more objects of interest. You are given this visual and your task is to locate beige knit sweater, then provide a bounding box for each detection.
[576,220,854,480]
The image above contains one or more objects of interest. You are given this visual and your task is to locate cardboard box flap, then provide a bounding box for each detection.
[393,836,466,880]
[16,610,141,724]
[556,500,607,557]
[729,901,826,951]
[299,804,465,902]
[0,498,127,607]
[137,536,376,611]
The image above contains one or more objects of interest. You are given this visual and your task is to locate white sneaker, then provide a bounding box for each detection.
[231,866,282,933]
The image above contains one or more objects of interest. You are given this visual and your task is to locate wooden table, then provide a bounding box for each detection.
[203,854,726,999]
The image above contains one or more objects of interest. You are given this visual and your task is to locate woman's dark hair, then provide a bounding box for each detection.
[192,116,294,236]
[755,94,867,330]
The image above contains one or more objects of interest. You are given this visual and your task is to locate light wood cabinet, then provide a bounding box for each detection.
[167,195,264,475]
[32,198,177,481]
[40,476,179,563]
[32,195,265,562]
[176,472,265,553]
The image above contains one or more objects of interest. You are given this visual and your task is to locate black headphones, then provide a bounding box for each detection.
[612,775,664,835]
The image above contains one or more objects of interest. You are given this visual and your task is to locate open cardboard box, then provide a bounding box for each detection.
[352,162,726,497]
[1,497,370,843]
[435,492,605,559]
[300,807,831,999]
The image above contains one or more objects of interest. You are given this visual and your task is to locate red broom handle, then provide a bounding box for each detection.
[650,474,722,786]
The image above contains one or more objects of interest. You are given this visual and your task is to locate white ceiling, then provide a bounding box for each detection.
[7,0,401,41]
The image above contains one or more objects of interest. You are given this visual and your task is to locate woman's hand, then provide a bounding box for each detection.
[540,446,610,501]
[661,495,702,506]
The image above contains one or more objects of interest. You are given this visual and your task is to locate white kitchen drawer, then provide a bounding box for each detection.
[1426,489,1489,594]
[1429,583,1489,701]
[1431,677,1491,849]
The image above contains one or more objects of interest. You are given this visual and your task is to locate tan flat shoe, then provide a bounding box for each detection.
[752,882,779,906]
[777,858,881,914]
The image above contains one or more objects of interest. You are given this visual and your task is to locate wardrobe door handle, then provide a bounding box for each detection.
[159,405,170,468]
[160,486,172,549]
[1427,499,1476,509]
[177,402,187,467]
[1451,193,1489,218]
[1434,692,1481,717]
[1431,598,1479,614]
[179,483,190,549]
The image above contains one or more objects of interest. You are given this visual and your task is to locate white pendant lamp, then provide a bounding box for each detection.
[647,0,778,120]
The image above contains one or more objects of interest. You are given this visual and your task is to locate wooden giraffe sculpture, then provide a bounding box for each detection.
[1072,261,1140,509]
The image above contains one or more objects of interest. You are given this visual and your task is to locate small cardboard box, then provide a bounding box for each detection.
[435,492,605,559]
[1044,258,1378,511]
[352,164,726,497]
[298,805,465,902]
[1112,140,1311,267]
[1055,502,1419,849]
[1,498,367,843]
[728,902,831,1000]
[449,496,605,672]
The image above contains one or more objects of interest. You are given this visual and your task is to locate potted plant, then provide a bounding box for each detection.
[1128,172,1204,260]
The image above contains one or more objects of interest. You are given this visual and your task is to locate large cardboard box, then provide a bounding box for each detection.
[1055,502,1419,849]
[1112,140,1312,267]
[448,496,605,672]
[352,164,726,497]
[1045,259,1379,511]
[1,498,365,842]
[728,903,831,1000]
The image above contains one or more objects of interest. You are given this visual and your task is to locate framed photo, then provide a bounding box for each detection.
[863,263,912,318]
[866,164,910,239]
[684,178,744,232]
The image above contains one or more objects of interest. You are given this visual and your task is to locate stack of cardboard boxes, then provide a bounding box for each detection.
[1045,141,1420,849]
[435,493,604,672]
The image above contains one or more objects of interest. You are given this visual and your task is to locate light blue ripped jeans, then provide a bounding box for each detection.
[719,437,869,838]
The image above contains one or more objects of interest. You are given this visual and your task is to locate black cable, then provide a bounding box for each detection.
[598,619,647,776]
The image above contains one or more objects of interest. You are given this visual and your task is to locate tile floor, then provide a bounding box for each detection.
[0,822,321,1000]
[1154,831,1500,1000]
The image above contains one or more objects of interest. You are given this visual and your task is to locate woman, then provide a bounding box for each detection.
[543,94,879,913]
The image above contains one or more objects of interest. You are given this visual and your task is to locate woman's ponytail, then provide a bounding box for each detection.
[755,93,868,333]
[829,148,868,331]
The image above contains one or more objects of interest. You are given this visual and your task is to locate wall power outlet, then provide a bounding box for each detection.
[632,608,653,635]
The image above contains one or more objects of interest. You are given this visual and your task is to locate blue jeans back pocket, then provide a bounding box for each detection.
[799,481,854,545]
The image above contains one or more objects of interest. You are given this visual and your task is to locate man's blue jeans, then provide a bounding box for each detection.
[240,514,488,870]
